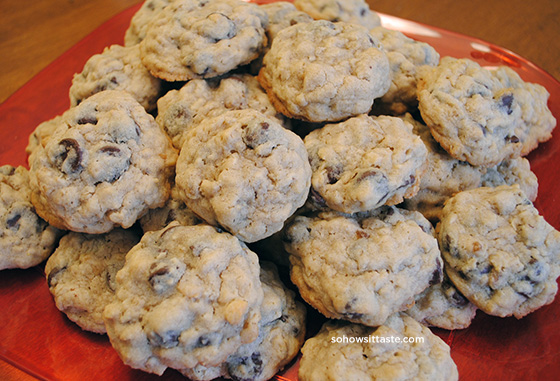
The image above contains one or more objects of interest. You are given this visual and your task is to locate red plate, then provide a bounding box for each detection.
[0,2,559,380]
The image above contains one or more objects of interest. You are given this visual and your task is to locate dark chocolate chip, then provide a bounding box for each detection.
[242,122,270,149]
[196,333,219,348]
[148,265,170,288]
[326,165,343,184]
[506,135,520,144]
[47,266,67,288]
[227,352,264,381]
[480,265,493,275]
[6,214,21,230]
[499,94,514,115]
[55,138,83,174]
[77,116,97,125]
[448,289,470,307]
[147,330,181,348]
[98,145,121,156]
[429,259,443,286]
[309,187,328,208]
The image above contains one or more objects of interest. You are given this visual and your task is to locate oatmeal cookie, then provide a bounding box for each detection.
[0,165,62,270]
[69,44,163,112]
[492,65,556,155]
[180,261,306,381]
[103,222,264,375]
[293,0,381,29]
[124,0,174,46]
[438,184,560,318]
[44,228,140,333]
[284,207,443,327]
[298,314,458,381]
[304,114,427,214]
[175,109,311,243]
[370,26,440,115]
[258,20,390,122]
[26,115,64,162]
[406,272,477,330]
[402,113,539,223]
[260,1,313,45]
[140,0,268,81]
[139,184,201,232]
[156,73,285,150]
[29,90,177,234]
[417,56,555,167]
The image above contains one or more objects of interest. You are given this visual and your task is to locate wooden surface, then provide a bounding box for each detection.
[1,0,559,104]
[371,0,560,82]
[0,0,558,379]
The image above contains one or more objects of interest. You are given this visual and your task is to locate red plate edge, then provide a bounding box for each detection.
[0,2,559,381]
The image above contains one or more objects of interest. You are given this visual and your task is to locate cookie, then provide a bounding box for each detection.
[139,184,201,233]
[0,165,62,270]
[492,66,557,155]
[44,228,140,333]
[402,113,539,223]
[481,156,538,202]
[260,1,313,45]
[124,0,174,46]
[438,184,560,318]
[140,0,268,81]
[369,26,440,115]
[293,0,381,29]
[103,222,264,375]
[26,115,64,162]
[406,272,477,330]
[175,109,311,243]
[258,20,390,122]
[417,56,556,167]
[283,207,443,327]
[28,90,177,234]
[180,261,306,381]
[298,314,458,381]
[156,73,285,150]
[304,114,428,214]
[69,44,163,112]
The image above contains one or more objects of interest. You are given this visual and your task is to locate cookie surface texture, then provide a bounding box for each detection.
[103,222,264,375]
[401,113,538,223]
[29,90,177,234]
[298,314,458,381]
[70,44,163,112]
[175,109,311,243]
[124,0,174,46]
[304,114,427,213]
[140,0,268,81]
[438,184,560,318]
[284,207,443,326]
[258,20,390,122]
[293,0,381,29]
[417,56,556,167]
[44,228,140,333]
[180,261,306,381]
[156,73,285,150]
[0,165,62,270]
[406,272,478,330]
[370,26,440,115]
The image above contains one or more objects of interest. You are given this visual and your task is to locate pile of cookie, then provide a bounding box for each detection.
[1,0,559,379]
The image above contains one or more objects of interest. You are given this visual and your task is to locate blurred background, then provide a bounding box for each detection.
[1,0,558,104]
